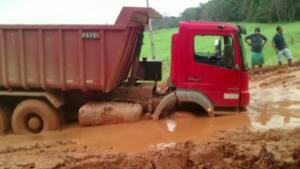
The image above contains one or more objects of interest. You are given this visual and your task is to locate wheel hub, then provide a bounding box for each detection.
[27,116,43,132]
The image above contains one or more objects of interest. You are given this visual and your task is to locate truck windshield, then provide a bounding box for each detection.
[238,33,249,71]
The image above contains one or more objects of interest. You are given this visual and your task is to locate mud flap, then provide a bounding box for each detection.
[152,92,177,120]
[176,89,214,117]
[152,90,214,120]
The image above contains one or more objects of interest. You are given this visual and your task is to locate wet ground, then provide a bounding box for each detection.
[249,65,300,130]
[0,63,300,168]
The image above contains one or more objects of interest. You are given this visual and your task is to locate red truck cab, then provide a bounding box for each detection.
[171,22,249,110]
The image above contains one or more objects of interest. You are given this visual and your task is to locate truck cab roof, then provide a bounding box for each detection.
[179,21,240,34]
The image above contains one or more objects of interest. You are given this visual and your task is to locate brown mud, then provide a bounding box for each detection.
[1,128,300,169]
[0,62,300,169]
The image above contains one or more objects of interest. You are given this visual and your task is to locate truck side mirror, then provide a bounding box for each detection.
[238,25,247,35]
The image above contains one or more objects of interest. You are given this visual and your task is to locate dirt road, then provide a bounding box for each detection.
[0,63,300,169]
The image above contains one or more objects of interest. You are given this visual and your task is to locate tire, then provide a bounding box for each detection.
[12,99,60,134]
[0,105,11,135]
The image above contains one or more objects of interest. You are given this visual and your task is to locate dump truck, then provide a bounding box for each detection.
[0,7,249,134]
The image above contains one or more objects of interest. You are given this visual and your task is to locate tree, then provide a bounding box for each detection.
[151,0,300,29]
[181,7,201,21]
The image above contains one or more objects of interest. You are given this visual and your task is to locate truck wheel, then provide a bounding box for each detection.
[0,105,11,134]
[12,99,60,134]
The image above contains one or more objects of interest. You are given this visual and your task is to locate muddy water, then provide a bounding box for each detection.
[249,88,300,130]
[0,112,250,152]
[1,88,299,153]
[0,91,299,153]
[0,67,300,153]
[249,67,300,130]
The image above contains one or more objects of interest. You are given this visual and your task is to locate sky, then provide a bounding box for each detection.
[0,0,208,24]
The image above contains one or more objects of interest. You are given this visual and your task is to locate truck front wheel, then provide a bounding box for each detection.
[0,105,11,134]
[12,99,60,134]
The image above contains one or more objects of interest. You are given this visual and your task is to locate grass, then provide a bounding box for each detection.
[140,22,300,79]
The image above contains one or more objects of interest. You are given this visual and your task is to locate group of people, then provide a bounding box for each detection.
[245,26,293,69]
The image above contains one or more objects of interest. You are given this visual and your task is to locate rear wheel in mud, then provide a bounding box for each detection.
[0,105,11,134]
[12,99,60,134]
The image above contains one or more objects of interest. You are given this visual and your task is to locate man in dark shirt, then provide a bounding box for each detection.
[272,26,292,66]
[245,28,267,68]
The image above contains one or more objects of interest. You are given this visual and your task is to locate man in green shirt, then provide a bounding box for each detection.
[245,28,268,69]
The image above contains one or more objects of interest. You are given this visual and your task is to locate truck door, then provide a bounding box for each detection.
[186,33,241,107]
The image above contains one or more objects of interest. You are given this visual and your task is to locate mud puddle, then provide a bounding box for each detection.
[0,112,250,153]
[249,64,300,130]
[0,90,299,153]
[1,66,299,152]
[249,88,300,130]
[1,127,300,169]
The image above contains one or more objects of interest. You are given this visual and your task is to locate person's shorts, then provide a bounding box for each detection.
[251,52,264,66]
[278,48,292,62]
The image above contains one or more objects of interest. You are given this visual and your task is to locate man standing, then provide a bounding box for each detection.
[245,28,267,68]
[272,26,292,66]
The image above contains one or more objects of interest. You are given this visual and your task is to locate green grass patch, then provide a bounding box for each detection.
[141,22,300,79]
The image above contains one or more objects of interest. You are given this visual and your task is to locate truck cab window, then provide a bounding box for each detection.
[194,35,235,69]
